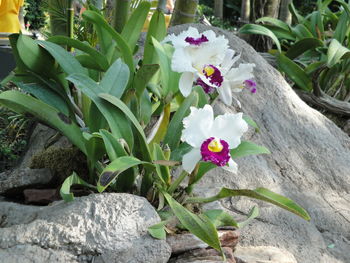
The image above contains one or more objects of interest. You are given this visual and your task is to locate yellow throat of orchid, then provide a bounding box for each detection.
[208,138,223,152]
[204,66,215,76]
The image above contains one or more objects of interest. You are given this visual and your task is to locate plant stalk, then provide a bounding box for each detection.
[67,0,74,50]
[170,0,198,26]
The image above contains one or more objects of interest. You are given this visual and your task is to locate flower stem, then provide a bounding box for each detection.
[168,170,188,194]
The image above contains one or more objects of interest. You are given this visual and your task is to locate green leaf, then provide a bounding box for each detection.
[0,90,86,154]
[243,115,260,132]
[99,93,152,162]
[60,172,94,202]
[163,192,223,254]
[289,2,305,24]
[67,74,134,149]
[256,17,290,32]
[48,36,109,71]
[82,11,134,72]
[231,141,270,159]
[153,143,171,186]
[17,34,56,75]
[99,129,128,161]
[334,11,349,44]
[149,103,171,146]
[152,39,172,95]
[187,188,311,221]
[203,209,238,228]
[276,53,313,91]
[163,92,198,150]
[100,59,130,98]
[327,39,350,67]
[143,10,167,65]
[285,38,324,60]
[170,142,192,162]
[239,24,281,53]
[121,1,151,52]
[8,34,28,72]
[310,11,324,39]
[148,221,167,240]
[237,206,259,228]
[97,156,148,192]
[38,40,87,76]
[192,85,209,107]
[134,64,160,98]
[292,24,314,40]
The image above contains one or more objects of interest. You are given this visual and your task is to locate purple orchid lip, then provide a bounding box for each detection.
[200,137,230,167]
[244,79,257,93]
[185,34,209,46]
[196,78,216,94]
[203,65,224,87]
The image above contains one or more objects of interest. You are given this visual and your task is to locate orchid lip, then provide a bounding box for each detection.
[203,65,224,87]
[185,34,209,46]
[200,137,230,167]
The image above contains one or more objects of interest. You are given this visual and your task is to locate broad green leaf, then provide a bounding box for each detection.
[97,156,148,192]
[16,82,70,116]
[170,142,192,162]
[187,187,311,221]
[285,38,324,60]
[305,61,326,74]
[148,221,167,240]
[143,10,167,65]
[99,93,152,162]
[310,11,324,39]
[60,172,94,202]
[100,59,130,98]
[292,24,314,40]
[121,2,151,52]
[82,11,134,72]
[152,38,171,95]
[256,17,290,32]
[38,40,87,76]
[203,209,238,228]
[192,85,209,107]
[134,64,160,98]
[99,129,128,161]
[237,206,259,228]
[76,54,104,71]
[263,25,296,41]
[163,192,223,254]
[149,103,171,146]
[84,132,105,178]
[67,74,134,149]
[17,34,56,75]
[334,11,349,44]
[48,36,109,71]
[0,90,86,154]
[163,92,198,150]
[8,34,28,72]
[276,53,313,91]
[231,141,270,159]
[239,24,281,53]
[327,39,350,67]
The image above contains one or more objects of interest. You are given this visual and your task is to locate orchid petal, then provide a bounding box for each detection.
[222,158,238,174]
[182,148,202,173]
[171,48,196,73]
[179,72,195,97]
[217,81,233,106]
[182,105,214,147]
[210,112,248,149]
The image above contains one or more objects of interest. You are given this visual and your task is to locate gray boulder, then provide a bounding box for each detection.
[0,193,171,263]
[169,24,350,263]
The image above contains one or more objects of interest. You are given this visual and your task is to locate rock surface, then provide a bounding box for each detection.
[0,193,171,263]
[169,24,350,263]
[234,246,297,263]
[0,168,53,195]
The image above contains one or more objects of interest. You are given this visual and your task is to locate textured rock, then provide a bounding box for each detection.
[168,230,239,255]
[234,246,297,263]
[169,24,350,263]
[0,193,171,263]
[0,168,53,194]
[169,247,235,263]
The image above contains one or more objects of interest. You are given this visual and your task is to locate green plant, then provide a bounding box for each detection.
[24,0,46,30]
[0,5,310,258]
[239,0,350,114]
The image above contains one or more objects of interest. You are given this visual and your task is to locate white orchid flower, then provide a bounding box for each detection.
[181,104,248,174]
[195,49,257,106]
[164,27,229,96]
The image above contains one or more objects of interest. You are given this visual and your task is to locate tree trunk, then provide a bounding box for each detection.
[249,0,281,52]
[279,0,292,24]
[113,0,131,33]
[170,0,198,26]
[214,0,224,19]
[241,0,251,23]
